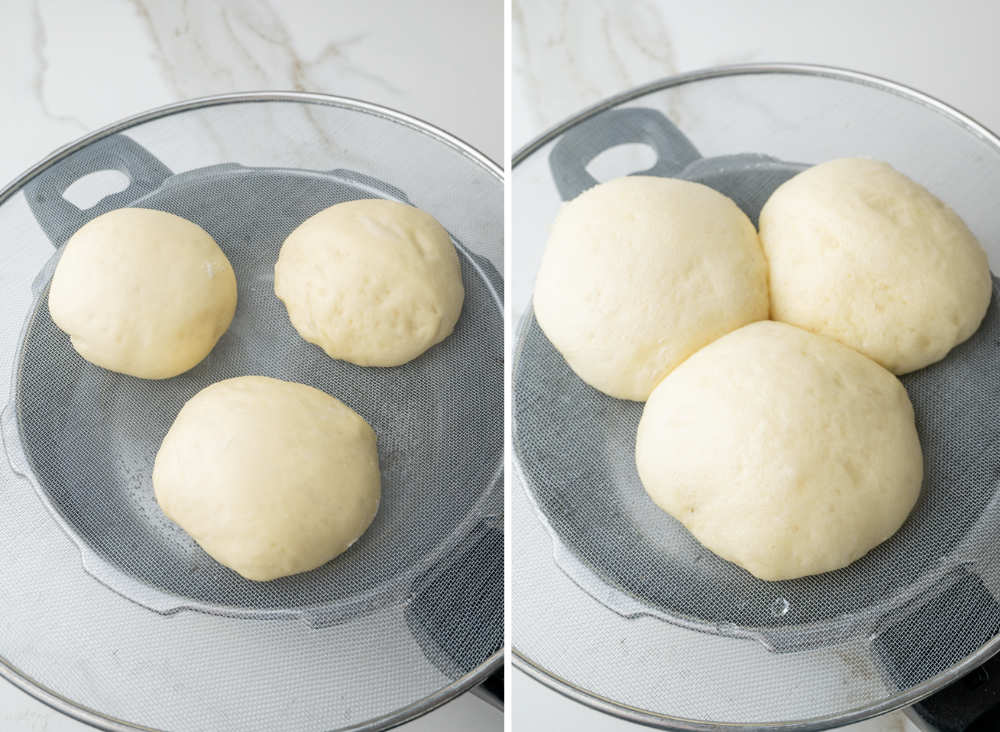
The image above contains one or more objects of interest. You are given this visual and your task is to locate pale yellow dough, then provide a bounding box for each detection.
[533,176,769,401]
[759,158,991,374]
[275,199,464,367]
[635,321,923,581]
[47,208,237,379]
[153,376,381,581]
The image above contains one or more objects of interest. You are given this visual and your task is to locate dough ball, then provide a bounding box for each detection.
[759,158,991,374]
[533,176,769,401]
[153,376,380,581]
[275,199,464,367]
[635,321,923,581]
[48,208,237,379]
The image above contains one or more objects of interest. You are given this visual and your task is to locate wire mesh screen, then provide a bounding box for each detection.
[512,69,1000,726]
[515,283,1000,649]
[0,98,502,731]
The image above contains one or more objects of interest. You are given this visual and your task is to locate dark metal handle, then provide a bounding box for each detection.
[404,517,504,679]
[874,568,1000,732]
[25,134,172,247]
[907,650,1000,732]
[470,669,504,711]
[548,107,701,201]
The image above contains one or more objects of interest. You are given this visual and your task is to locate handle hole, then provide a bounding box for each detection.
[585,143,658,184]
[62,170,131,210]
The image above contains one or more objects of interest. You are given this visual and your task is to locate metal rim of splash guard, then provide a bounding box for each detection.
[0,90,502,732]
[511,62,1000,731]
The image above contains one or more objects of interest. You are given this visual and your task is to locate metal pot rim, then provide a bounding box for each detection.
[512,61,1000,731]
[0,89,502,732]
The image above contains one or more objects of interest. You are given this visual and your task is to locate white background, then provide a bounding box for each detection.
[0,0,502,730]
[512,0,999,731]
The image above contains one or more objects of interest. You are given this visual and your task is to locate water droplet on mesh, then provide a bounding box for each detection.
[770,596,790,617]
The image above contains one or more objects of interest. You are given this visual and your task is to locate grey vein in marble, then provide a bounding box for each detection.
[32,0,89,132]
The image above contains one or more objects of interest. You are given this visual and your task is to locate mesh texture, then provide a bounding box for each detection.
[0,99,502,731]
[512,70,1000,726]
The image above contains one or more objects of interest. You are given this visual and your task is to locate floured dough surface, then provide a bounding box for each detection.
[275,199,464,367]
[533,176,769,401]
[759,158,991,374]
[153,375,381,581]
[635,321,923,581]
[48,207,237,379]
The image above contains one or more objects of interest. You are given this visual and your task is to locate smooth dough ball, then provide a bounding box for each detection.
[48,208,237,379]
[275,199,464,367]
[636,321,923,581]
[153,376,381,581]
[759,158,992,374]
[533,176,769,401]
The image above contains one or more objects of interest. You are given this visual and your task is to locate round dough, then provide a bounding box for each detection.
[275,199,464,367]
[48,207,237,379]
[759,157,992,374]
[635,321,923,581]
[533,176,769,401]
[153,376,380,581]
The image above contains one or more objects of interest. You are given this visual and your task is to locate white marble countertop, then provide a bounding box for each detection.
[0,1,501,730]
[514,0,1000,150]
[1,0,502,189]
[513,0,999,730]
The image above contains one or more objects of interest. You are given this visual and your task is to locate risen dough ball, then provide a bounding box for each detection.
[48,208,236,379]
[153,376,380,581]
[275,199,464,367]
[759,158,991,374]
[636,321,923,581]
[533,176,769,401]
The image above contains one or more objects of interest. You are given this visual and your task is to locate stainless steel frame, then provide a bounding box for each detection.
[512,62,1000,731]
[0,90,503,732]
